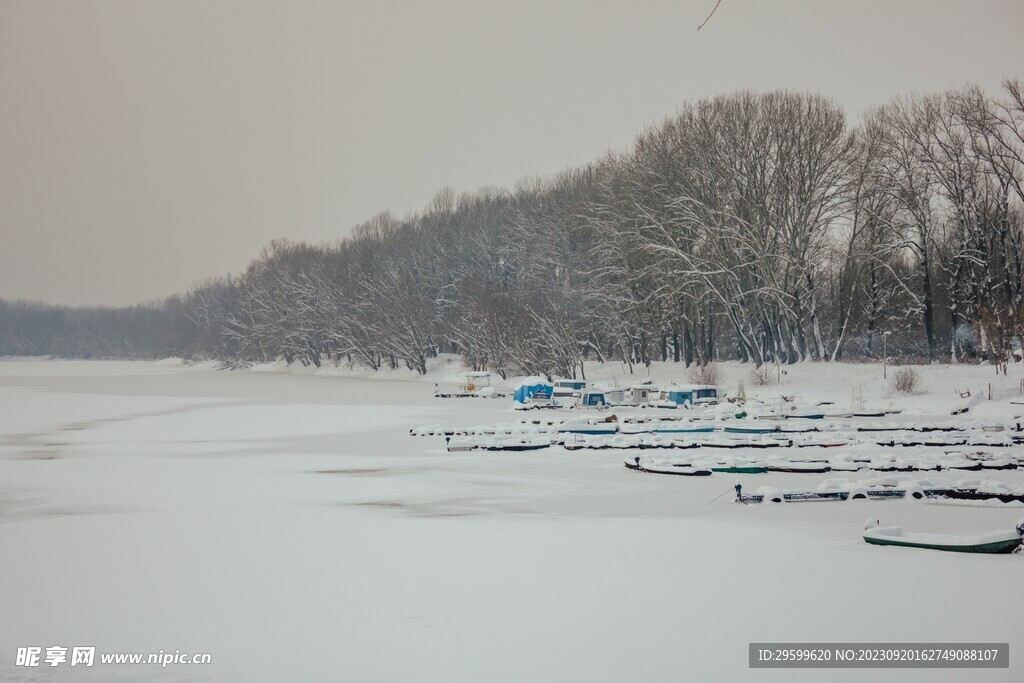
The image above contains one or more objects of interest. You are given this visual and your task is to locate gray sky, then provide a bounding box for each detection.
[2,0,1022,306]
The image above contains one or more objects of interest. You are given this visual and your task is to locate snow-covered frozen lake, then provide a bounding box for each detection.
[1,359,1022,682]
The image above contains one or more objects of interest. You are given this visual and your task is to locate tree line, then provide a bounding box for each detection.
[3,83,1024,377]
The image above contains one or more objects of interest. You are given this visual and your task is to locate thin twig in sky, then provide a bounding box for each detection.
[698,0,722,31]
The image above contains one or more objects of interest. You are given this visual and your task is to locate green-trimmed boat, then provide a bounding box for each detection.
[710,465,769,474]
[863,519,1024,554]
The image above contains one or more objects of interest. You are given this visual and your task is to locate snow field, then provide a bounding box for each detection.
[0,359,1022,682]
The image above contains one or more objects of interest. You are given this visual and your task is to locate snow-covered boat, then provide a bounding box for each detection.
[857,423,904,432]
[723,425,779,435]
[434,372,510,398]
[766,461,831,474]
[776,424,822,434]
[785,410,825,420]
[512,378,559,409]
[702,436,785,449]
[619,422,715,435]
[791,433,847,447]
[514,392,560,410]
[556,418,618,435]
[552,378,587,398]
[863,519,1024,554]
[942,482,1024,504]
[710,464,768,474]
[827,460,863,472]
[976,458,1017,470]
[639,463,713,476]
[483,437,551,452]
[739,485,847,503]
[650,400,681,410]
[616,423,656,435]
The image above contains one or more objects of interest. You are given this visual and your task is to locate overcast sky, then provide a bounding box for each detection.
[2,0,1022,306]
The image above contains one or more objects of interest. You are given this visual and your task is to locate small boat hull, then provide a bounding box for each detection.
[943,489,1024,504]
[711,466,769,474]
[652,426,715,434]
[767,464,832,473]
[864,525,1023,554]
[724,426,779,435]
[640,464,712,476]
[485,444,548,452]
[864,535,1022,554]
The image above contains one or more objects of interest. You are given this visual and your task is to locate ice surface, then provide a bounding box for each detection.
[1,359,1023,682]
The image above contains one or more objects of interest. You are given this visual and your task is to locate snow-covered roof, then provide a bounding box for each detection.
[665,384,717,391]
[513,375,551,389]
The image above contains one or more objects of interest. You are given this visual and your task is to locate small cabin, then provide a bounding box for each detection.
[662,384,718,407]
[579,388,607,407]
[628,385,654,404]
[603,387,626,405]
[553,379,587,396]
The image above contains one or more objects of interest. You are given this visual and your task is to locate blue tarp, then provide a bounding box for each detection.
[667,390,694,405]
[666,386,717,405]
[514,382,554,403]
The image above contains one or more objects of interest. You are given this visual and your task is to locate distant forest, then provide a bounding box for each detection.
[3,84,1024,378]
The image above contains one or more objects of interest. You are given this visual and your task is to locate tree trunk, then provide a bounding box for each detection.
[807,270,826,360]
[921,252,937,361]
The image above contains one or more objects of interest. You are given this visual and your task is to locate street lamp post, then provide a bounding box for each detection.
[883,333,889,379]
